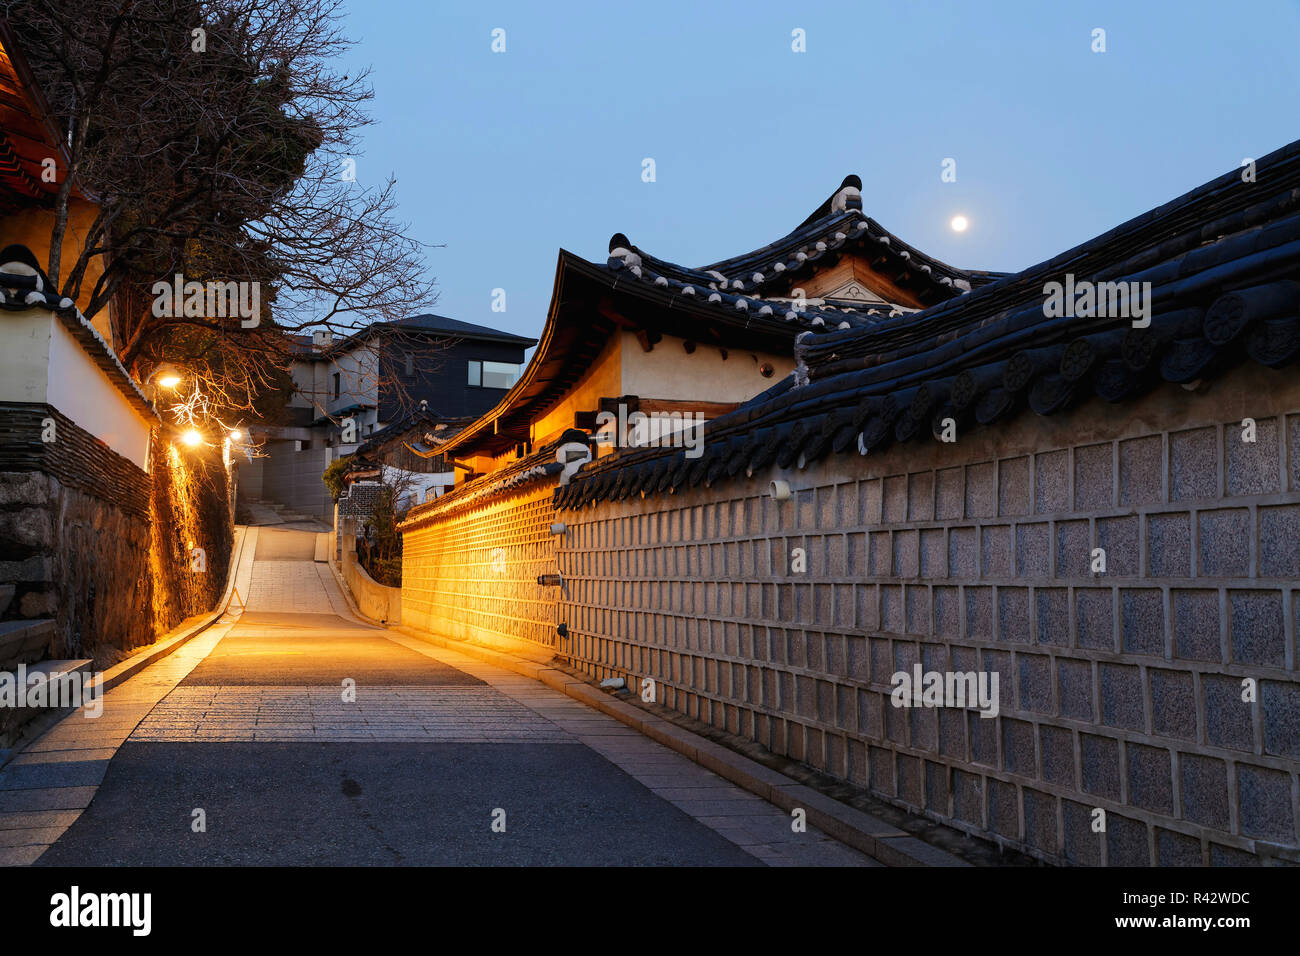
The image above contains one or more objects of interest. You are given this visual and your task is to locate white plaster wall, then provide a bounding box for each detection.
[0,307,54,404]
[619,330,794,402]
[0,309,152,469]
[326,346,380,415]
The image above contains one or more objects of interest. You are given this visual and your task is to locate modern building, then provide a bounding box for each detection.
[237,313,536,521]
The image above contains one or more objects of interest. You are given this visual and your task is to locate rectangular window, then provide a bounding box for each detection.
[332,372,340,400]
[404,353,414,377]
[468,360,521,389]
[481,361,520,389]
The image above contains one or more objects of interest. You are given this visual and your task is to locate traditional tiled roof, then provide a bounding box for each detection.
[0,245,157,419]
[601,174,1003,337]
[556,139,1300,509]
[399,435,570,528]
[0,23,79,214]
[349,405,472,462]
[439,181,995,462]
[606,175,1001,330]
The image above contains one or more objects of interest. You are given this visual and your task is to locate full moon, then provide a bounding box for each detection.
[951,215,968,232]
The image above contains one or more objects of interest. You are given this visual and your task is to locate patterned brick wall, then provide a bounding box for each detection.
[553,365,1300,865]
[401,481,560,649]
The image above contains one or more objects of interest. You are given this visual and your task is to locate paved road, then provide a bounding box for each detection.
[6,528,875,866]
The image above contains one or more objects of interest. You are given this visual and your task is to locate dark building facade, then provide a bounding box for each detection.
[239,313,537,521]
[374,314,538,421]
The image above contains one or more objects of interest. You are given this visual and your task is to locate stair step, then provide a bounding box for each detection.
[6,658,93,681]
[0,619,55,669]
[0,659,94,750]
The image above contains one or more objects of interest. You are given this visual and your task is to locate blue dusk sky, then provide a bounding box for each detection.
[336,0,1300,348]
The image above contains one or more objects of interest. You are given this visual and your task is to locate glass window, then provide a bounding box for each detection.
[404,353,414,377]
[467,360,481,387]
[481,361,520,389]
[332,373,340,399]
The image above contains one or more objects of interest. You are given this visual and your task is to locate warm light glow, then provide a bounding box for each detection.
[229,429,243,441]
[181,430,202,447]
[950,215,969,233]
[158,374,182,389]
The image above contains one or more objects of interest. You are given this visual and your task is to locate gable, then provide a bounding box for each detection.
[782,251,928,309]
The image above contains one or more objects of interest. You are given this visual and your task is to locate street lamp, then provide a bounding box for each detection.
[142,363,185,403]
[181,429,202,447]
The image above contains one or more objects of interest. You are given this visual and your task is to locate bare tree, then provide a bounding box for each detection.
[5,0,441,419]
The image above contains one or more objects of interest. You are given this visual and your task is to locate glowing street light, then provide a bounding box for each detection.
[228,429,243,441]
[143,363,185,404]
[181,429,202,447]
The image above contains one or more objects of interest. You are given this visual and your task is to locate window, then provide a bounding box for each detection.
[404,353,414,377]
[332,372,340,400]
[468,360,521,389]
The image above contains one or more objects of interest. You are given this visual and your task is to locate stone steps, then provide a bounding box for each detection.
[0,619,55,671]
[0,656,94,753]
[6,658,93,682]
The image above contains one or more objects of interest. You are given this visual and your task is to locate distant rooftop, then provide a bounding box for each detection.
[290,313,538,359]
[385,313,537,346]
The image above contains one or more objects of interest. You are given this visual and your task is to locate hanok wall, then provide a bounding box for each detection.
[402,362,1300,865]
[402,481,559,650]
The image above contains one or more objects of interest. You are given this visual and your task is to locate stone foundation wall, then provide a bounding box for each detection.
[0,404,155,658]
[0,470,155,658]
[401,482,560,650]
[1,404,231,662]
[551,365,1300,865]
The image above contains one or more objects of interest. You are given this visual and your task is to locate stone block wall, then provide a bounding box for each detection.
[1,403,232,664]
[0,469,154,658]
[552,365,1300,865]
[0,404,154,658]
[401,481,560,649]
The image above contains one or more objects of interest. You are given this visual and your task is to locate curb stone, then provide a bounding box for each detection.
[0,527,251,772]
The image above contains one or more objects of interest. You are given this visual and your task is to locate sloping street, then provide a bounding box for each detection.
[2,528,874,866]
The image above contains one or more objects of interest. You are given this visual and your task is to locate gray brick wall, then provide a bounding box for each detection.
[551,366,1300,865]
